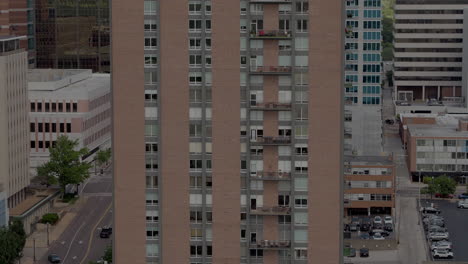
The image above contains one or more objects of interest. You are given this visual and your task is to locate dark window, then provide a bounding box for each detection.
[37,103,42,112]
[73,103,78,112]
[45,123,50,132]
[45,103,50,112]
[38,123,43,132]
[58,103,63,112]
[51,103,57,112]
[38,141,43,148]
[30,123,35,132]
[45,141,50,149]
[60,123,64,132]
[30,141,35,148]
[52,123,56,132]
[30,102,35,112]
[66,103,71,112]
[66,123,71,133]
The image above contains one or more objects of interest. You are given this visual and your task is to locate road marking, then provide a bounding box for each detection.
[79,240,83,244]
[63,221,87,263]
[79,202,112,264]
[61,241,66,245]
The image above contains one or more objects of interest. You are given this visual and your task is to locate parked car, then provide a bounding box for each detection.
[360,223,371,232]
[48,254,61,263]
[427,225,447,233]
[362,217,372,225]
[359,248,369,257]
[373,232,385,240]
[360,233,370,240]
[431,240,452,251]
[348,248,356,257]
[384,223,393,232]
[422,207,441,214]
[344,224,350,231]
[458,193,468,199]
[427,232,449,241]
[429,219,445,228]
[369,229,390,237]
[435,193,454,199]
[457,199,468,209]
[384,215,393,225]
[100,226,113,238]
[349,223,359,231]
[432,249,454,259]
[373,216,383,224]
[373,223,383,230]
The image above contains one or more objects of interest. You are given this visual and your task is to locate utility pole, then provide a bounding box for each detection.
[33,238,36,262]
[47,223,50,246]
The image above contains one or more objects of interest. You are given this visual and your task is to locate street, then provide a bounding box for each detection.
[37,170,112,264]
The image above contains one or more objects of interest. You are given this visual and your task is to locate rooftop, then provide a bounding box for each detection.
[344,155,393,166]
[406,114,468,138]
[28,69,110,98]
[9,189,59,217]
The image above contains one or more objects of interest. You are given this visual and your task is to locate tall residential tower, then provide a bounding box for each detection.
[113,1,343,263]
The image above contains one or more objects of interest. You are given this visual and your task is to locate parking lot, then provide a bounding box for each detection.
[421,199,468,262]
[344,215,396,240]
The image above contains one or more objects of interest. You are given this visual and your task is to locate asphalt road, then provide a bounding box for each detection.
[422,199,468,262]
[38,170,112,264]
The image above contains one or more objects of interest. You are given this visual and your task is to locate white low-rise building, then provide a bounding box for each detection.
[28,69,111,175]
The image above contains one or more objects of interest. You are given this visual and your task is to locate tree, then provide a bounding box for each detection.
[0,220,26,264]
[103,246,112,263]
[96,148,112,167]
[424,175,457,197]
[36,135,92,194]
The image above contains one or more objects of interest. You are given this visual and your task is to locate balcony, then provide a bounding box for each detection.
[250,240,291,250]
[251,136,291,145]
[250,30,292,40]
[250,66,292,75]
[249,0,292,3]
[251,206,291,215]
[251,171,291,181]
[250,102,292,111]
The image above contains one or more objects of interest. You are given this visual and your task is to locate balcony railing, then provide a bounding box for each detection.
[251,136,291,145]
[251,206,291,215]
[250,30,292,39]
[251,171,291,180]
[250,0,292,3]
[250,102,292,111]
[250,66,292,75]
[250,240,291,249]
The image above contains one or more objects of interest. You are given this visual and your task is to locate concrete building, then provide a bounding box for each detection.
[35,0,110,72]
[344,0,383,155]
[28,69,111,173]
[344,155,395,217]
[113,1,343,264]
[0,0,36,67]
[394,0,468,106]
[401,113,468,183]
[0,36,30,208]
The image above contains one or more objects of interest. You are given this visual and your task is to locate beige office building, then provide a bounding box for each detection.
[0,36,30,208]
[112,1,343,263]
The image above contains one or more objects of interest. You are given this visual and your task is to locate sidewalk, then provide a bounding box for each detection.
[20,197,86,264]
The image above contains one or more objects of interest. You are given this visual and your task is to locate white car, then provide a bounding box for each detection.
[427,232,449,241]
[372,232,385,240]
[431,240,452,251]
[373,216,383,225]
[432,249,454,259]
[457,200,468,209]
[384,216,393,225]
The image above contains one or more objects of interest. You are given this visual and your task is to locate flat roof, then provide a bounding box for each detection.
[9,189,59,217]
[344,155,393,166]
[406,114,468,138]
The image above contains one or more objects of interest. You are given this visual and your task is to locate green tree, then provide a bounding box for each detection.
[96,148,112,167]
[36,135,92,194]
[424,175,457,197]
[0,220,26,264]
[103,246,112,263]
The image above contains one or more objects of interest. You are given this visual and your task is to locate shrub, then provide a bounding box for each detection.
[41,213,59,225]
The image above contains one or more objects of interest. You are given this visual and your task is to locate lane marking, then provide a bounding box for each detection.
[63,221,87,263]
[79,202,112,264]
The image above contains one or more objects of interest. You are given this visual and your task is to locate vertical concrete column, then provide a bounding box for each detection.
[437,86,441,100]
[159,1,190,263]
[422,86,425,101]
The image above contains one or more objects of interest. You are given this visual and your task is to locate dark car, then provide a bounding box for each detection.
[373,223,383,230]
[48,254,61,263]
[348,248,356,257]
[384,223,393,232]
[100,226,113,238]
[360,223,370,232]
[458,193,468,199]
[360,248,369,257]
[422,207,441,214]
[360,233,370,240]
[435,193,454,199]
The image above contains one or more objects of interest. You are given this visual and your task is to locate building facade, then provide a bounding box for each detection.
[0,36,30,208]
[28,69,111,173]
[394,0,468,105]
[344,0,383,155]
[0,0,36,67]
[113,1,343,264]
[35,0,110,72]
[0,185,8,227]
[344,156,395,216]
[402,114,468,183]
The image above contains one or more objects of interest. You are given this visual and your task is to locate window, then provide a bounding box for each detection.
[145,143,158,153]
[364,0,381,7]
[250,249,263,258]
[191,228,203,240]
[144,19,157,31]
[146,227,158,239]
[37,102,42,112]
[58,103,63,112]
[296,2,309,13]
[190,245,203,257]
[295,37,308,51]
[188,2,202,14]
[38,123,43,132]
[30,140,36,148]
[30,102,35,112]
[363,97,380,105]
[146,244,158,257]
[189,72,203,85]
[145,72,157,84]
[278,215,291,224]
[190,159,203,170]
[30,123,35,132]
[295,196,307,208]
[190,124,202,137]
[145,37,157,50]
[295,248,308,260]
[205,2,211,14]
[189,38,201,50]
[145,124,158,136]
[144,1,157,14]
[145,55,158,67]
[66,123,71,133]
[295,144,308,155]
[294,212,308,225]
[189,55,202,67]
[205,20,211,32]
[146,210,158,222]
[146,175,158,189]
[205,38,211,50]
[45,123,50,132]
[146,193,158,205]
[297,20,308,32]
[72,103,77,112]
[189,19,202,32]
[295,161,308,173]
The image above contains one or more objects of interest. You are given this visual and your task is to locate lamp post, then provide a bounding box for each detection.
[47,223,50,246]
[33,238,36,262]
